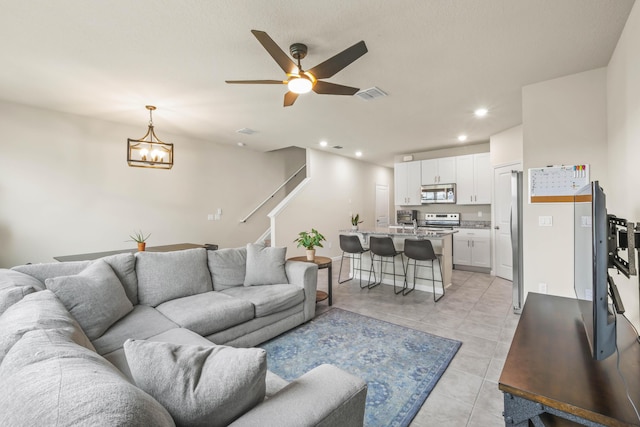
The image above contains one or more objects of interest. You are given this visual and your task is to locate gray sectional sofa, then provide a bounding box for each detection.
[0,245,367,426]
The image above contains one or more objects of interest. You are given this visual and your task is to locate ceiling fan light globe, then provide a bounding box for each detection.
[288,77,313,94]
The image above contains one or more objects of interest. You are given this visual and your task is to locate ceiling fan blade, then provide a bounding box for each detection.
[225,80,285,85]
[251,30,297,75]
[284,91,299,107]
[307,41,367,79]
[313,80,360,96]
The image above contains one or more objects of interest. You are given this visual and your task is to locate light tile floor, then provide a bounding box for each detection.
[315,263,520,427]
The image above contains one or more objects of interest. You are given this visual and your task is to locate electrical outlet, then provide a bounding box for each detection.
[539,283,547,294]
[538,216,553,227]
[207,214,214,221]
[214,214,221,221]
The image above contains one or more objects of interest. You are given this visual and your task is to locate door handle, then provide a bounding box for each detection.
[494,226,500,230]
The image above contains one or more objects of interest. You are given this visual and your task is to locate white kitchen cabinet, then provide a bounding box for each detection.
[394,161,421,205]
[420,157,456,185]
[453,228,491,268]
[456,153,491,204]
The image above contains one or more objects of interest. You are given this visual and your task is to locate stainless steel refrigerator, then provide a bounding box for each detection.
[511,171,524,314]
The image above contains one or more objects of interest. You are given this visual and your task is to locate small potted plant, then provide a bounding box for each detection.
[351,214,363,231]
[127,230,151,252]
[293,228,326,261]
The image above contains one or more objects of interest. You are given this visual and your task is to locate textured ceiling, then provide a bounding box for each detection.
[0,1,634,167]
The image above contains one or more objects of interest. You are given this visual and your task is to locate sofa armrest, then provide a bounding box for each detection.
[230,364,367,427]
[285,261,318,322]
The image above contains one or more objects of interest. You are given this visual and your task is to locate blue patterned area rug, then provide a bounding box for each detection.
[260,308,462,427]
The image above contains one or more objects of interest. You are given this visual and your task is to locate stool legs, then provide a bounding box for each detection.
[368,253,406,293]
[403,257,445,301]
[338,252,374,288]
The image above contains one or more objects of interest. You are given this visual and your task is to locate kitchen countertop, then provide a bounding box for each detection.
[342,228,457,239]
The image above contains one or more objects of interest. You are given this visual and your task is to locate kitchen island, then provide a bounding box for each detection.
[340,228,456,297]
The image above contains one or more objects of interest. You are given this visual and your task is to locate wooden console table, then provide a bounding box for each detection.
[54,243,207,262]
[499,293,640,426]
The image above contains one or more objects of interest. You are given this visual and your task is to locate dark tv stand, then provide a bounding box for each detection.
[499,293,640,426]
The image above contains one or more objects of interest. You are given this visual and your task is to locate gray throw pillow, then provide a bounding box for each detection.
[124,339,267,427]
[244,243,288,286]
[0,329,174,427]
[45,260,133,340]
[207,247,247,291]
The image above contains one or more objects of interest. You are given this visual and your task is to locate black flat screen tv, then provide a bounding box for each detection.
[574,181,616,361]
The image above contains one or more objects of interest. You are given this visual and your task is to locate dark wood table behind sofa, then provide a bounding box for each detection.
[53,243,207,262]
[499,293,640,426]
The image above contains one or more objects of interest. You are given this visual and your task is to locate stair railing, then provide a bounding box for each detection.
[239,164,306,223]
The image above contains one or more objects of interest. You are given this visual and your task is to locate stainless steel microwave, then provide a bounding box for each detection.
[421,184,456,204]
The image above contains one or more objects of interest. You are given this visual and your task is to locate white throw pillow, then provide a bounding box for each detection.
[244,243,288,286]
[45,260,133,340]
[124,339,267,427]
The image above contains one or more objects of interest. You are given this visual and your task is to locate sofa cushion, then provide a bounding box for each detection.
[0,290,94,364]
[244,243,288,287]
[156,291,255,336]
[11,260,91,284]
[222,284,304,317]
[101,253,139,305]
[124,339,266,427]
[0,329,174,427]
[136,248,213,307]
[208,247,247,290]
[91,304,179,355]
[45,259,134,340]
[11,253,139,305]
[0,269,44,315]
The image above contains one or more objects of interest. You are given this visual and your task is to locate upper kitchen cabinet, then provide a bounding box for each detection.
[420,157,456,185]
[394,161,422,205]
[456,153,491,205]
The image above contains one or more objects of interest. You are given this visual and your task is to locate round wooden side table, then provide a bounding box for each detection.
[287,256,333,306]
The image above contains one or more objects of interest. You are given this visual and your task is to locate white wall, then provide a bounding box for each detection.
[272,148,394,259]
[490,125,523,167]
[522,68,608,300]
[607,2,640,329]
[0,101,305,267]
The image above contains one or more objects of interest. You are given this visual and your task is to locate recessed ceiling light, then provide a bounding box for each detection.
[458,134,468,142]
[474,108,488,117]
[319,140,328,147]
[355,151,363,157]
[236,142,246,147]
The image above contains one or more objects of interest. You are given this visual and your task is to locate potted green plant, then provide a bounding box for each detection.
[293,228,326,261]
[127,230,151,252]
[351,214,363,231]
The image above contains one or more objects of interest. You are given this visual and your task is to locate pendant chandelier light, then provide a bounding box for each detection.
[127,105,173,169]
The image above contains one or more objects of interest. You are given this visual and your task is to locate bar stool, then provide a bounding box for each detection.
[403,238,444,301]
[368,236,405,294]
[338,234,374,288]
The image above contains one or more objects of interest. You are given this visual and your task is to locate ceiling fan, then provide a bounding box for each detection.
[226,30,368,107]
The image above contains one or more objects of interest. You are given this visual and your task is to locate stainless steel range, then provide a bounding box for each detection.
[423,213,460,229]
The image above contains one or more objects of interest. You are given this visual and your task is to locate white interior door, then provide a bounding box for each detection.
[494,163,521,280]
[375,184,389,230]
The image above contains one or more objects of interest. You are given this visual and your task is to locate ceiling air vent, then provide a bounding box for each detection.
[236,128,256,135]
[355,86,388,101]
[332,145,343,149]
